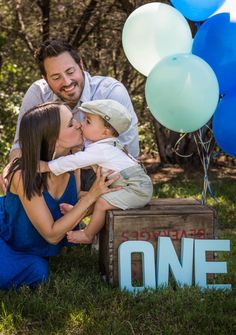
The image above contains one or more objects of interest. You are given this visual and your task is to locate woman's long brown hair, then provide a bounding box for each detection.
[8,102,61,200]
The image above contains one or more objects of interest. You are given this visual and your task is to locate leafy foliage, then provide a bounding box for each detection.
[0,58,38,167]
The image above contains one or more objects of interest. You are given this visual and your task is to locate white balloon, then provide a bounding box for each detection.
[122,2,192,76]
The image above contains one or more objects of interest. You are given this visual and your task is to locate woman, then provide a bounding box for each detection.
[0,102,117,290]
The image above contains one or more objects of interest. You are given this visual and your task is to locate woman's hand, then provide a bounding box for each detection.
[0,162,11,194]
[0,149,21,194]
[88,167,121,200]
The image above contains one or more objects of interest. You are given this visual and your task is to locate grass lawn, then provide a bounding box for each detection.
[0,166,236,335]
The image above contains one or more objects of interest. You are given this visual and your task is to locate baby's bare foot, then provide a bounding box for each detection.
[67,230,93,244]
[60,203,74,215]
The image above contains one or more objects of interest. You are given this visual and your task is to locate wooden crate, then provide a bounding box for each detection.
[99,198,217,286]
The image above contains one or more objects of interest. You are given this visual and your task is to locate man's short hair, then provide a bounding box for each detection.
[35,39,81,76]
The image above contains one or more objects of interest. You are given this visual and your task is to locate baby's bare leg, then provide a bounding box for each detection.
[67,197,117,244]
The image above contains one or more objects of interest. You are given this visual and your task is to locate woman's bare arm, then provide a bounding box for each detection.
[11,168,117,244]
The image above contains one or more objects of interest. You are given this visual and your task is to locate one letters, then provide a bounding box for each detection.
[118,237,231,292]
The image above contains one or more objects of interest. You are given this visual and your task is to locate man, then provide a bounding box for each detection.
[1,39,139,192]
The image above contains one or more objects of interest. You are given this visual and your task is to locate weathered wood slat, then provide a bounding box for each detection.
[109,207,213,215]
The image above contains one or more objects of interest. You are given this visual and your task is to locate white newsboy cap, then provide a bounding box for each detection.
[79,99,131,134]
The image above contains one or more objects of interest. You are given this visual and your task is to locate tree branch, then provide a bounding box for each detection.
[69,0,98,47]
[15,0,35,55]
[116,0,135,15]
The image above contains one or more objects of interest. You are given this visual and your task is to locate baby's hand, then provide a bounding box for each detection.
[39,161,50,173]
[59,203,74,215]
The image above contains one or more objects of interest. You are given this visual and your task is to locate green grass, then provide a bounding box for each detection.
[0,170,236,334]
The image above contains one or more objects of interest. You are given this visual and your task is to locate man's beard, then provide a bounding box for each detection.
[48,76,85,107]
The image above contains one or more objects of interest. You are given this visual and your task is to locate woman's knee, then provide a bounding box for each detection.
[28,257,49,286]
[0,258,48,290]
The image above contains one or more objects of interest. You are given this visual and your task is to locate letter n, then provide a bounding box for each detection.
[156,237,194,288]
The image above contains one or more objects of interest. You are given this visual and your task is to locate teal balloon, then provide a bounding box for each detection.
[145,54,219,133]
[122,2,192,76]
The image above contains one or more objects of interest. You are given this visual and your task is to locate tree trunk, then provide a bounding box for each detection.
[37,0,50,42]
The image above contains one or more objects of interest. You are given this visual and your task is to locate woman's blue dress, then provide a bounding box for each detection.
[0,173,78,290]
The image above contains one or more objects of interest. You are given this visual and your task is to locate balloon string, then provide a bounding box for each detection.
[173,127,217,205]
[173,133,193,158]
[193,126,218,205]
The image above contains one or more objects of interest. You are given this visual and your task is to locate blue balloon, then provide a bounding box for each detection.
[192,13,236,94]
[170,0,225,21]
[213,93,236,157]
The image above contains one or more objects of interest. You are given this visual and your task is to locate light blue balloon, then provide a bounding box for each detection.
[170,0,225,21]
[145,54,219,133]
[213,93,236,157]
[192,13,236,94]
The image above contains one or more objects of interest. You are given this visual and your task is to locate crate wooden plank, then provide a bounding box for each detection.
[99,198,216,286]
[109,206,213,215]
[149,198,199,205]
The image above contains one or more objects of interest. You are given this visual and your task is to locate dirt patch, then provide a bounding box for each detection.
[210,166,236,180]
[149,166,185,183]
[141,152,236,182]
[148,165,236,183]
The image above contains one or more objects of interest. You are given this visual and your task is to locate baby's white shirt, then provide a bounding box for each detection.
[48,137,138,176]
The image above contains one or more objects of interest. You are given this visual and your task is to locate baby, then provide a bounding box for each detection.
[41,99,153,244]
